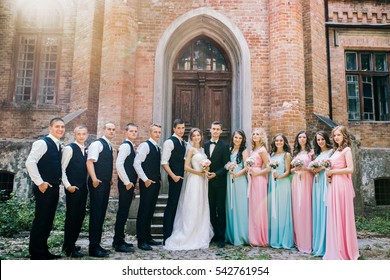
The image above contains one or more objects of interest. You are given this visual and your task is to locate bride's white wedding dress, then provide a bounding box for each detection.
[164,150,214,250]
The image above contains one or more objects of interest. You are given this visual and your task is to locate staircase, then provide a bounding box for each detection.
[125,194,167,241]
[151,194,167,241]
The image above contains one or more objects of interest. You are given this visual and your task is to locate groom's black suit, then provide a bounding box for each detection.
[204,139,230,243]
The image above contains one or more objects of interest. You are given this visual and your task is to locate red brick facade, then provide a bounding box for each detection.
[0,0,389,204]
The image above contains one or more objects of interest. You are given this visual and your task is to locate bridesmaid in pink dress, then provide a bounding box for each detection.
[291,130,314,253]
[324,126,359,260]
[248,128,270,247]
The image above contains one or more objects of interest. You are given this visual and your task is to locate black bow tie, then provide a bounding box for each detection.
[210,141,217,145]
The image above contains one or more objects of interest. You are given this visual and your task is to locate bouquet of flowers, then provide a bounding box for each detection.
[291,158,304,168]
[308,160,321,169]
[225,161,238,172]
[291,158,304,180]
[320,159,332,169]
[268,160,279,170]
[321,158,332,183]
[199,158,211,172]
[225,161,238,183]
[245,157,256,168]
[309,160,321,182]
[269,160,279,181]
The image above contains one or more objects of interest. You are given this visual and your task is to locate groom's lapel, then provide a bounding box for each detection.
[210,141,222,159]
[205,141,210,158]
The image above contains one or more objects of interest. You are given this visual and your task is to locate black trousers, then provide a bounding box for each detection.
[208,183,227,242]
[63,185,88,253]
[162,177,182,240]
[88,179,110,248]
[136,179,161,244]
[113,182,135,245]
[29,184,59,258]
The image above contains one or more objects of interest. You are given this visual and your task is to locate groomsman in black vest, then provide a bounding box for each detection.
[161,119,186,243]
[86,122,116,258]
[204,121,230,248]
[112,123,138,253]
[134,123,162,251]
[61,125,89,258]
[26,117,65,260]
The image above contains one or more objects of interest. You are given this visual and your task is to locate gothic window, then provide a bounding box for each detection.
[345,51,390,121]
[375,178,390,206]
[14,1,63,105]
[0,171,14,201]
[176,38,229,72]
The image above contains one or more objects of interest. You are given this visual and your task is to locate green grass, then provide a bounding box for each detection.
[355,211,390,236]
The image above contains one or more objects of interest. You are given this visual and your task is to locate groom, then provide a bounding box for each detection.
[205,121,230,248]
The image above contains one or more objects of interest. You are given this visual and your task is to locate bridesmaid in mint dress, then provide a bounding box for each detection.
[310,131,332,257]
[248,128,270,247]
[291,130,314,254]
[324,126,359,260]
[268,133,294,249]
[225,130,249,246]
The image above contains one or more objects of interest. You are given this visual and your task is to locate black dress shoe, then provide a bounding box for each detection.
[147,239,162,246]
[67,250,84,258]
[89,248,108,258]
[97,245,111,254]
[138,243,152,251]
[63,245,81,252]
[112,241,133,248]
[217,241,225,248]
[115,244,135,253]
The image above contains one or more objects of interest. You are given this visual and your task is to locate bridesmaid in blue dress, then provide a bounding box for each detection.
[225,130,249,246]
[311,131,332,257]
[268,133,294,249]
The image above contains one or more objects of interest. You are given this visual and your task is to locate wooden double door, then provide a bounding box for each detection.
[172,71,232,142]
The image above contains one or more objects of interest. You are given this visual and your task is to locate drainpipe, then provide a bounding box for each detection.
[324,0,333,120]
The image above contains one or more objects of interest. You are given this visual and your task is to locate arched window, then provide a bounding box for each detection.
[14,0,63,105]
[375,178,390,206]
[176,38,229,71]
[0,171,14,201]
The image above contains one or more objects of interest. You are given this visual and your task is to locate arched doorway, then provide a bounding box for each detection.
[172,37,232,141]
[153,8,252,145]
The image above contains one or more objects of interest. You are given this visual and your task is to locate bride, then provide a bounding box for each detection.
[164,128,214,250]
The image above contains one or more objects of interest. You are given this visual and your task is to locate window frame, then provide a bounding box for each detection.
[345,51,390,122]
[13,31,62,106]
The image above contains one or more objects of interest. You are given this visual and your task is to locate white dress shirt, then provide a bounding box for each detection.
[134,138,160,182]
[161,133,183,165]
[87,136,112,162]
[210,139,218,156]
[116,139,135,186]
[61,142,85,189]
[25,134,61,186]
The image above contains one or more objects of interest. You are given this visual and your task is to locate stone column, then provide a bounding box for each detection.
[98,0,138,142]
[269,0,306,141]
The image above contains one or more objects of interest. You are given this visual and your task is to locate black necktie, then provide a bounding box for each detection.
[210,141,216,145]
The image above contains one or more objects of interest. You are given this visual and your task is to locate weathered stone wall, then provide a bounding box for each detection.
[0,140,32,199]
[360,148,390,207]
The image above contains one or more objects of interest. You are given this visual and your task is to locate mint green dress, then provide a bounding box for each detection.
[225,153,249,245]
[268,153,294,249]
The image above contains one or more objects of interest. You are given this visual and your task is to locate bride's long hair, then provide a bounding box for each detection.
[187,127,203,148]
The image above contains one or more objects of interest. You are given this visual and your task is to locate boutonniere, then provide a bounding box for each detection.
[59,142,65,152]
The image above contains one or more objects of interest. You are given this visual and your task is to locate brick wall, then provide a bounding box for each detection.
[0,0,77,139]
[327,1,390,148]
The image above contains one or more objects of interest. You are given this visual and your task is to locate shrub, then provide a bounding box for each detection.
[0,195,35,237]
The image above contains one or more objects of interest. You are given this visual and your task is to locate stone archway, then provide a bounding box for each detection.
[153,7,252,141]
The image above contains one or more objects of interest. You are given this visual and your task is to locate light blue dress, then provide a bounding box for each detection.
[312,150,332,256]
[225,153,249,246]
[268,153,294,249]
